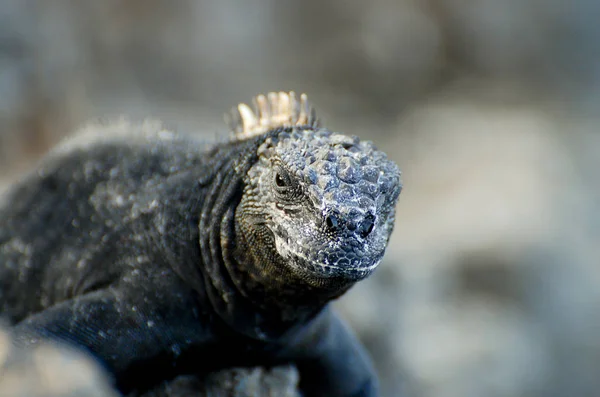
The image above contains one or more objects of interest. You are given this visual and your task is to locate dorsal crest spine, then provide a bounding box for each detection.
[225,91,320,140]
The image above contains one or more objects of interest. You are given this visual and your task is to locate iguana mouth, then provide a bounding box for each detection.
[273,230,382,282]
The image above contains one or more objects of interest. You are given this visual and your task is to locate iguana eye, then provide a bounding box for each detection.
[272,166,302,201]
[275,172,287,188]
[273,166,293,191]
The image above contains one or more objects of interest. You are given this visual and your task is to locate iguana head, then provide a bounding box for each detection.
[230,92,401,292]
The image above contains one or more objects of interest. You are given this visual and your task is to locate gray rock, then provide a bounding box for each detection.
[0,326,118,397]
[0,324,300,397]
[137,366,300,397]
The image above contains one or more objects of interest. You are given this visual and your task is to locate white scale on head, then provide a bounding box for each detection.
[226,91,320,141]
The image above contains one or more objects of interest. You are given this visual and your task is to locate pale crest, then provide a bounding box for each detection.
[225,91,320,140]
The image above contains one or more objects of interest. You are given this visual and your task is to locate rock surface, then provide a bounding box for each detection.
[0,327,117,397]
[136,366,300,397]
[0,325,300,397]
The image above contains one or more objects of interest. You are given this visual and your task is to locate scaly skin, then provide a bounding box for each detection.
[0,92,402,396]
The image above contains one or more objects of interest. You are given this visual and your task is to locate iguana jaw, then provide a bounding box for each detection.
[272,228,384,284]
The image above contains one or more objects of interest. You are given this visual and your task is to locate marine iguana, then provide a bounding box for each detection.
[0,92,402,396]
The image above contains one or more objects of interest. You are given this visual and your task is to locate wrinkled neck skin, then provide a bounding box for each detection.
[197,135,352,341]
[231,204,353,325]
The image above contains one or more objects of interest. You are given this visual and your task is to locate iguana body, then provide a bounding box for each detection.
[0,93,402,396]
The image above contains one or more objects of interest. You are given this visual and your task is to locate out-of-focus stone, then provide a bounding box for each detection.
[0,323,300,397]
[137,366,300,397]
[0,326,118,397]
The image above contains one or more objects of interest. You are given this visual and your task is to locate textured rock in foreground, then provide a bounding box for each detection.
[0,327,117,397]
[0,325,300,397]
[137,366,300,397]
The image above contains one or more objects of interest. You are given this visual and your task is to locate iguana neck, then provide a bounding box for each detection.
[206,206,331,341]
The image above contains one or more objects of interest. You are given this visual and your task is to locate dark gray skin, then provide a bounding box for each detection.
[0,93,402,396]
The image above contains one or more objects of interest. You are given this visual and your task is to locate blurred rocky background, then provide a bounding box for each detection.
[0,1,599,396]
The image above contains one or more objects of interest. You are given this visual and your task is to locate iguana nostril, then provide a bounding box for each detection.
[326,212,375,237]
[358,214,375,238]
[325,213,340,233]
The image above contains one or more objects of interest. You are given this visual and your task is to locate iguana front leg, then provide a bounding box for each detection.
[11,282,215,394]
[283,307,378,397]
